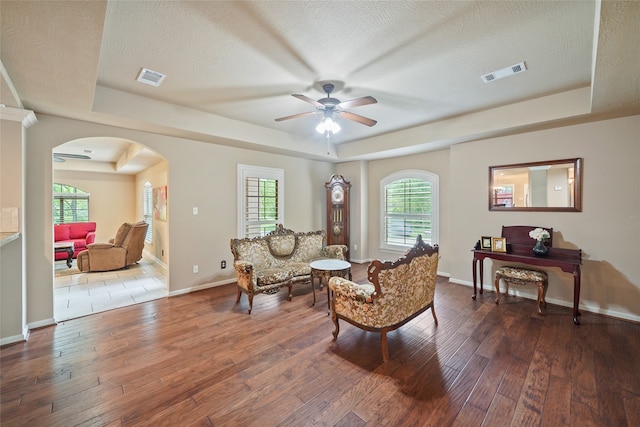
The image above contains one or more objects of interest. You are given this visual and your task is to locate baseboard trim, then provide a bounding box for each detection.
[168,277,236,297]
[348,258,370,264]
[449,278,640,324]
[143,250,167,270]
[0,334,26,347]
[28,317,57,330]
[0,324,30,347]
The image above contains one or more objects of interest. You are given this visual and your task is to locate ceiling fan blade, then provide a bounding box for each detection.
[53,153,91,160]
[336,96,377,109]
[274,111,320,122]
[337,111,377,127]
[292,94,325,109]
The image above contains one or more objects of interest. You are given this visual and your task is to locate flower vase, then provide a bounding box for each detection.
[532,240,549,257]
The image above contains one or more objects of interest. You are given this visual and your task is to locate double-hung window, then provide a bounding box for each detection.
[381,170,438,251]
[53,183,90,224]
[238,165,284,238]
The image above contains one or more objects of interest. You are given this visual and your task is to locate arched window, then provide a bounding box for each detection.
[380,170,439,250]
[53,183,90,224]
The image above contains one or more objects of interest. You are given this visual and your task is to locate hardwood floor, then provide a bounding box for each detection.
[2,263,639,426]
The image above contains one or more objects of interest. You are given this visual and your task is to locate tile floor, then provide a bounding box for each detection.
[54,254,167,321]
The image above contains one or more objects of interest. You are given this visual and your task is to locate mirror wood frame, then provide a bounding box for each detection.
[489,158,583,212]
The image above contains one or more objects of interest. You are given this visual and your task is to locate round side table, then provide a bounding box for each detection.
[309,259,352,314]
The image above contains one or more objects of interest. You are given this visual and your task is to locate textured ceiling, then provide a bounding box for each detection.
[1,0,639,171]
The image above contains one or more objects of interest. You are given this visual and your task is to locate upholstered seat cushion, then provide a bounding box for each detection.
[496,266,547,285]
[256,268,293,286]
[288,262,311,277]
[330,277,376,303]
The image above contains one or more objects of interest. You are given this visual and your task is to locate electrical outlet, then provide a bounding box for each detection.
[193,207,198,215]
[221,260,226,269]
[193,265,198,273]
[354,244,358,251]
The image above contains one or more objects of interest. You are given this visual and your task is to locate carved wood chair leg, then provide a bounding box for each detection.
[431,305,438,325]
[381,331,389,362]
[542,281,549,307]
[535,282,544,314]
[247,294,254,314]
[331,315,340,340]
[287,284,293,301]
[494,276,501,305]
[236,289,242,303]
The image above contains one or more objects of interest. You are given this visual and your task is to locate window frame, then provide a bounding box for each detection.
[379,170,439,252]
[237,164,284,238]
[143,182,153,243]
[53,183,90,224]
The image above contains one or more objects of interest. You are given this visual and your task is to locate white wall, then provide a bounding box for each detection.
[448,115,640,321]
[24,114,335,327]
[136,160,169,264]
[0,118,26,342]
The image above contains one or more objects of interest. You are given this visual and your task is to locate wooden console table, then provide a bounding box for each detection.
[472,226,582,324]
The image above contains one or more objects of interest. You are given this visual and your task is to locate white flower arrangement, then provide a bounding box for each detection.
[529,227,550,242]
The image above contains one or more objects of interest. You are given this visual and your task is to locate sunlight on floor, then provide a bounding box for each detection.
[54,254,167,321]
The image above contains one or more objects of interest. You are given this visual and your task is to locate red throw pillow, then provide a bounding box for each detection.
[54,224,70,241]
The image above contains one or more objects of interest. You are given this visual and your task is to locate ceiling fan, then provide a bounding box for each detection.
[275,82,377,133]
[53,153,91,163]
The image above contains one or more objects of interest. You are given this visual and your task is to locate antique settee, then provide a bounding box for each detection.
[54,222,96,260]
[77,221,148,272]
[329,235,439,362]
[230,224,348,314]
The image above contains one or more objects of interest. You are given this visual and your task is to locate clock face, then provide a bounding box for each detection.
[331,186,344,204]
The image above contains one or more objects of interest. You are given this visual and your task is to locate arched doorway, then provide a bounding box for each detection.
[52,137,169,320]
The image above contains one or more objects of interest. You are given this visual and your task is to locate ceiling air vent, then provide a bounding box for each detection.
[136,68,166,87]
[481,62,527,83]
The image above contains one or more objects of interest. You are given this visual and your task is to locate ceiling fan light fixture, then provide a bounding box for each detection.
[316,116,340,134]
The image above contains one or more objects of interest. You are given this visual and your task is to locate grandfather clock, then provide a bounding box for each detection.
[325,174,350,251]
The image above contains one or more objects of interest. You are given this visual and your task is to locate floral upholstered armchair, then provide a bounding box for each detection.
[329,235,439,362]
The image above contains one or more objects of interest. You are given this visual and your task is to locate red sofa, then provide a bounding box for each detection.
[54,222,96,260]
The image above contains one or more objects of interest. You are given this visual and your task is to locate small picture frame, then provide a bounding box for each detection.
[491,237,507,252]
[481,236,492,250]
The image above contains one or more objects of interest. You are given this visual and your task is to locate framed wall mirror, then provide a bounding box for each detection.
[489,158,582,212]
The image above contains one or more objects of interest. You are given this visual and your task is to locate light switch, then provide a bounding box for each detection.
[193,207,198,215]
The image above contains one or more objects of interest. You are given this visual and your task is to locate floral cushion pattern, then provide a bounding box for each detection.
[256,268,293,286]
[496,266,548,285]
[291,234,324,263]
[330,252,438,329]
[268,234,296,257]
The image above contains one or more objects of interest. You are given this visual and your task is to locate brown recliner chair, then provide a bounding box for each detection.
[77,221,149,272]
